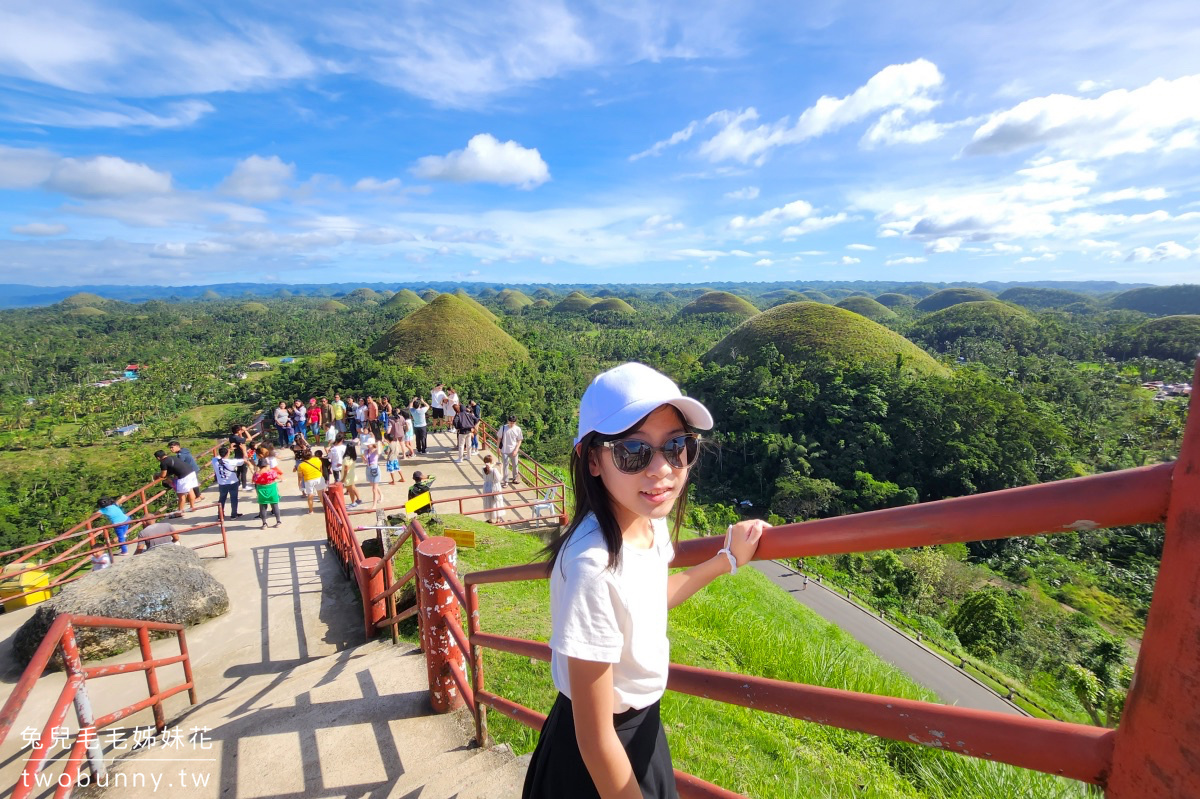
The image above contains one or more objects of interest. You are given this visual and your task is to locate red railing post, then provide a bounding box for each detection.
[379,530,399,645]
[137,626,166,731]
[416,536,466,713]
[1108,359,1200,798]
[217,502,228,558]
[467,582,488,745]
[59,623,106,783]
[357,557,385,641]
[412,524,427,649]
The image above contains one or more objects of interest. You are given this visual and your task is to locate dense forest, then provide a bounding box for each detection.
[0,280,1196,727]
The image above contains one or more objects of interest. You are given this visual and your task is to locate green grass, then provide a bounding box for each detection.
[680,291,760,319]
[706,302,947,377]
[391,516,1088,798]
[370,294,529,377]
[180,402,252,433]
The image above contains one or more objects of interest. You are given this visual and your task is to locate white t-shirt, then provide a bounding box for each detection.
[549,513,672,713]
[500,423,524,455]
[329,443,345,469]
[431,388,445,410]
[443,392,459,417]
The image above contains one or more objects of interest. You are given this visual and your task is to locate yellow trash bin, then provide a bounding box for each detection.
[0,564,53,612]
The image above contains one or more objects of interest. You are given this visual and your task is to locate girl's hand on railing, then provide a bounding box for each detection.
[727,519,769,567]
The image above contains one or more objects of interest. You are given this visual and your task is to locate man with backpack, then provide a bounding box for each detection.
[498,414,524,486]
[451,402,478,463]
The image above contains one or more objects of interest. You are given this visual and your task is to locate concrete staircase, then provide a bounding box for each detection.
[1,431,531,798]
[93,640,527,799]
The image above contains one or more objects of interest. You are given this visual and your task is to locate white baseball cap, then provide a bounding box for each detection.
[574,362,713,446]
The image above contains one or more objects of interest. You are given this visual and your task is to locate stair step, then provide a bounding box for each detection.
[460,751,531,799]
[386,742,514,799]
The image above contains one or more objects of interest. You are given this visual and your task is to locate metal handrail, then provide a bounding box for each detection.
[449,358,1200,797]
[0,614,198,799]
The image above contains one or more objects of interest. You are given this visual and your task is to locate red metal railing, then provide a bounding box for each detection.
[0,614,198,799]
[448,360,1200,797]
[0,419,262,605]
[0,506,231,606]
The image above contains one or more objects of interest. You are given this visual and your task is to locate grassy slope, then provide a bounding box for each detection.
[393,516,1084,799]
[369,294,528,376]
[706,302,947,377]
[680,291,760,319]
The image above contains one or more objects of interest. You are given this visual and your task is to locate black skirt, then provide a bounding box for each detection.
[522,693,678,799]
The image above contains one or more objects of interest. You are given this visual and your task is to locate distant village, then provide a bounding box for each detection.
[1143,380,1193,400]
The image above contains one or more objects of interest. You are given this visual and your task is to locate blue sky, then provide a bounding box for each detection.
[0,0,1198,287]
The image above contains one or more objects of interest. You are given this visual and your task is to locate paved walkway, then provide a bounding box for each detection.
[0,428,528,798]
[751,561,1023,715]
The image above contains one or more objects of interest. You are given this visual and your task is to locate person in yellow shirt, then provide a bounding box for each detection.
[296,448,327,514]
[331,394,347,433]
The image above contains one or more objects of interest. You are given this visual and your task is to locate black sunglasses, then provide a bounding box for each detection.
[599,434,700,474]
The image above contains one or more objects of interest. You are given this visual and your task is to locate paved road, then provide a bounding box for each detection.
[751,561,1023,715]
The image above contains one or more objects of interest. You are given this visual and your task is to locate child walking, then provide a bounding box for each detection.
[522,362,766,799]
[253,461,283,528]
[481,454,505,523]
[385,434,404,485]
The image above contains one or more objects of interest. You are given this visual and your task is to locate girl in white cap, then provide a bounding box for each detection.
[523,362,767,799]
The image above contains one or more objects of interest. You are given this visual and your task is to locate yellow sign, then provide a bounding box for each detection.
[445,528,476,548]
[404,491,432,513]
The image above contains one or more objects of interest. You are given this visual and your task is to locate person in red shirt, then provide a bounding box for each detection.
[306,399,322,438]
[366,395,381,438]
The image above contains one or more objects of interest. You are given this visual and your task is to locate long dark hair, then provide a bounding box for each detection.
[344,441,358,462]
[542,406,693,573]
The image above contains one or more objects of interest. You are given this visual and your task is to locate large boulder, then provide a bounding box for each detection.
[13,545,229,669]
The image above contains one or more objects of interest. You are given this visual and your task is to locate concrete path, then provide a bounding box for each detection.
[751,561,1023,715]
[0,428,527,798]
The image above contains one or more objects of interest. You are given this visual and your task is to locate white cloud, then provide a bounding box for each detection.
[219,155,295,202]
[927,236,964,253]
[861,108,974,147]
[781,213,849,237]
[885,256,926,266]
[354,177,403,192]
[2,99,214,130]
[847,243,876,251]
[0,145,59,188]
[1126,241,1196,262]
[992,242,1023,253]
[730,199,813,229]
[693,60,944,165]
[11,222,68,236]
[1096,187,1169,203]
[1076,80,1108,93]
[45,156,172,198]
[413,134,549,189]
[753,258,774,266]
[0,5,318,96]
[637,214,685,236]
[672,248,726,260]
[631,121,699,161]
[838,256,861,265]
[723,186,760,201]
[965,74,1200,159]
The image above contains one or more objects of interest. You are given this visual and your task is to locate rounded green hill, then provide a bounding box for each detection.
[679,291,759,319]
[759,290,806,308]
[589,297,637,316]
[200,289,222,300]
[1110,284,1200,316]
[384,289,426,315]
[553,291,597,313]
[705,302,944,375]
[875,293,915,309]
[836,296,899,322]
[477,287,499,299]
[347,287,381,302]
[318,300,349,313]
[61,292,109,309]
[496,288,534,313]
[241,302,269,314]
[910,301,1038,353]
[798,290,833,304]
[65,306,107,317]
[420,289,441,302]
[530,299,552,309]
[453,288,499,321]
[533,288,557,300]
[915,287,996,312]
[369,294,528,376]
[1116,315,1200,362]
[652,291,677,304]
[998,287,1096,310]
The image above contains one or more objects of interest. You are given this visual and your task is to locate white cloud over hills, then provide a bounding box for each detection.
[413,134,550,189]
